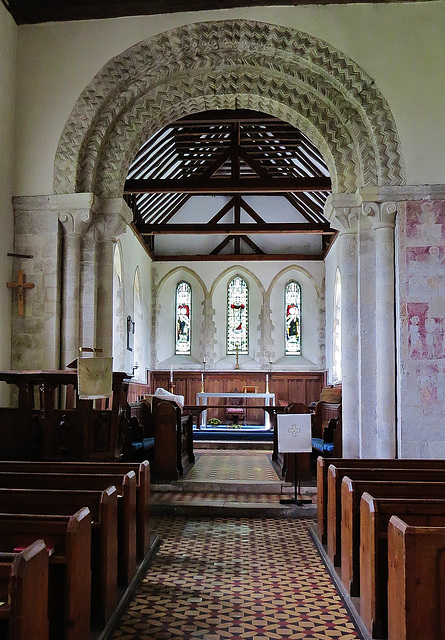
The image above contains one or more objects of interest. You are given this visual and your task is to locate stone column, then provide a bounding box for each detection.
[56,194,94,368]
[325,194,361,457]
[94,199,132,357]
[363,200,397,458]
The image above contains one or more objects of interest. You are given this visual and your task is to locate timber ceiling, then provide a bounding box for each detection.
[125,110,334,261]
[2,0,430,25]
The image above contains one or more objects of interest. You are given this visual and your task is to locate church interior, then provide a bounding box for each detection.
[0,0,444,638]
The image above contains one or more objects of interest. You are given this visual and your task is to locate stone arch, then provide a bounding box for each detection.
[268,264,322,300]
[54,20,405,198]
[156,266,208,298]
[209,264,265,298]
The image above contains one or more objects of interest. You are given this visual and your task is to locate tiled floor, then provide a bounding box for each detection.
[185,451,281,482]
[111,516,361,640]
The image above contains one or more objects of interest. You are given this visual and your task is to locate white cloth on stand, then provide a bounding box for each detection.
[78,357,113,400]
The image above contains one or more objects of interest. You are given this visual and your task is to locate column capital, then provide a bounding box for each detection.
[362,201,397,230]
[94,198,133,242]
[324,193,362,233]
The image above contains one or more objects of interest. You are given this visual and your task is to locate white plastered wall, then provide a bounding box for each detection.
[324,239,340,383]
[154,260,325,371]
[117,227,152,379]
[12,2,445,197]
[0,5,16,402]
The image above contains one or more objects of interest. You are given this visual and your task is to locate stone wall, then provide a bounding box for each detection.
[397,197,445,457]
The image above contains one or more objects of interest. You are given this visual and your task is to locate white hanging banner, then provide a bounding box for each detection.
[277,414,312,453]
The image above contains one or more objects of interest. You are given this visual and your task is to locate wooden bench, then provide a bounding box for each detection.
[0,486,118,624]
[316,456,445,545]
[0,540,49,640]
[152,399,195,481]
[388,515,445,640]
[327,466,445,566]
[341,477,445,598]
[0,509,91,640]
[0,460,150,559]
[360,493,445,639]
[0,471,136,585]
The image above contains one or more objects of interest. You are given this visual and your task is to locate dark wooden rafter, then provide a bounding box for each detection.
[138,223,333,235]
[123,109,333,257]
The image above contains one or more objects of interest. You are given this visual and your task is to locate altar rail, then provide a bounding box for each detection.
[151,371,325,425]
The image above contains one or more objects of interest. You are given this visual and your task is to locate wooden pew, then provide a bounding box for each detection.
[0,509,91,640]
[0,486,117,624]
[0,540,49,640]
[152,399,195,481]
[326,464,445,565]
[317,456,445,545]
[0,471,136,585]
[341,478,445,598]
[360,493,445,639]
[0,460,150,559]
[388,516,445,640]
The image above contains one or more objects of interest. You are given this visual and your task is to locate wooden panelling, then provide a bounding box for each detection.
[151,371,325,424]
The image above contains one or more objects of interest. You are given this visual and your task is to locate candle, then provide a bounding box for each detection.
[266,373,269,384]
[203,356,206,364]
[201,372,204,384]
[170,365,173,382]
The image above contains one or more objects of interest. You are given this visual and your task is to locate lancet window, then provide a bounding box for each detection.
[227,275,249,355]
[284,280,301,355]
[175,281,191,355]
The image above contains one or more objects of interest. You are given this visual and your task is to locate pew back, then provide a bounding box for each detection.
[360,494,445,639]
[0,471,136,586]
[0,509,91,640]
[0,460,150,558]
[388,516,445,640]
[316,457,445,544]
[0,540,49,640]
[327,466,445,565]
[0,486,118,623]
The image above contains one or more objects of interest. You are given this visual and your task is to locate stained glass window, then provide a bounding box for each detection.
[332,269,342,382]
[285,281,301,355]
[175,281,191,355]
[227,275,249,355]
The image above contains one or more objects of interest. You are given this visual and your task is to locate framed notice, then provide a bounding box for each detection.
[277,414,312,453]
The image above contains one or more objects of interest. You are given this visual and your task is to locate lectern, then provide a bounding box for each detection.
[277,413,312,505]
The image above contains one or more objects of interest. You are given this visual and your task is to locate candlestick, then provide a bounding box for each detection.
[170,365,173,382]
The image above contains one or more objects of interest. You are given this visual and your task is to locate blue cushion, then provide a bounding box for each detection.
[312,438,334,454]
[131,437,154,451]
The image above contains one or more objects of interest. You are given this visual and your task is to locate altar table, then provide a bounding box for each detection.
[196,392,276,429]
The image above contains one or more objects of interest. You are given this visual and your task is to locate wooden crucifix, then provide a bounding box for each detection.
[7,269,35,316]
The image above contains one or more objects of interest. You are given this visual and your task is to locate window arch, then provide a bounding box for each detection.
[285,280,301,356]
[332,268,342,382]
[227,275,249,355]
[175,281,192,355]
[133,269,143,377]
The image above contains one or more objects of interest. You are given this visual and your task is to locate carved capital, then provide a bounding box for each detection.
[362,201,397,230]
[58,209,93,236]
[94,198,132,242]
[324,193,361,233]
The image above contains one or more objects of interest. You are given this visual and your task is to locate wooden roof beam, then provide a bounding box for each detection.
[124,176,331,194]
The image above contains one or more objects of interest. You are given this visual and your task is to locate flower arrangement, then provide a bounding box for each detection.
[208,417,221,426]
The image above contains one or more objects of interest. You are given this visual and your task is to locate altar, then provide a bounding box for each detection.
[197,391,276,429]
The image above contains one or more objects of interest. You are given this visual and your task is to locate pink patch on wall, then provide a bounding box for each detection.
[407,302,429,359]
[405,201,445,239]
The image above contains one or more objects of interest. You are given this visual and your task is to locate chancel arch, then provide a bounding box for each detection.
[48,19,406,457]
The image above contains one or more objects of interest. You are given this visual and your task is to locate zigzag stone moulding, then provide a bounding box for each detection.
[54,19,405,198]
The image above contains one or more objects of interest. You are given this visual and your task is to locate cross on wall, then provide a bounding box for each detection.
[6,270,35,316]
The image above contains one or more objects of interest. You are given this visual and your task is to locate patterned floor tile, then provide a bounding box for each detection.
[111,516,361,640]
[185,452,280,482]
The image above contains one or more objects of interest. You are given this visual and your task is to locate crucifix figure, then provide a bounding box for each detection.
[7,269,35,316]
